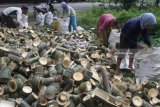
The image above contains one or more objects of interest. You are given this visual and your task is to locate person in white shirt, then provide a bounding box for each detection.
[1,6,28,28]
[61,2,77,32]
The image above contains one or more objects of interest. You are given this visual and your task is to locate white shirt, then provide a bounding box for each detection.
[3,7,24,27]
[63,5,76,17]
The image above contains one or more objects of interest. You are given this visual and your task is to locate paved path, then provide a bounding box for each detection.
[0,2,100,12]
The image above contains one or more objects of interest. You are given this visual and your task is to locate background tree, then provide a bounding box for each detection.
[155,0,160,7]
[119,0,137,10]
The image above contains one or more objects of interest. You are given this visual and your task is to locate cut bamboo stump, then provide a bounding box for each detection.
[24,92,38,105]
[73,72,84,86]
[8,78,24,92]
[56,91,69,106]
[20,86,32,98]
[132,96,143,107]
[148,88,159,98]
[38,97,48,107]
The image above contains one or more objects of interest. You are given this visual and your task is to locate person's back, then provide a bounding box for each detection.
[3,7,21,16]
[1,6,28,28]
[97,14,116,33]
[97,14,116,47]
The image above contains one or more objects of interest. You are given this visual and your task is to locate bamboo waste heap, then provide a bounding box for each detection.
[0,26,159,107]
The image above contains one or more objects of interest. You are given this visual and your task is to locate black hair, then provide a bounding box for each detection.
[21,6,28,11]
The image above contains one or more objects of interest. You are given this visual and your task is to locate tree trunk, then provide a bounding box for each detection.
[155,0,160,7]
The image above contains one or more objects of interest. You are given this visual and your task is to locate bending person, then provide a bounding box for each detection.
[1,6,28,28]
[97,14,120,47]
[115,13,157,75]
[61,2,77,32]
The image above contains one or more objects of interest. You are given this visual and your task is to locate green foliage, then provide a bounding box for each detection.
[152,38,160,46]
[119,0,137,10]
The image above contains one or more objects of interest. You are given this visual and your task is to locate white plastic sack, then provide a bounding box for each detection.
[113,52,129,69]
[134,47,160,83]
[45,11,53,25]
[21,15,28,28]
[0,100,15,107]
[58,18,69,34]
[108,29,120,49]
[35,3,46,9]
[36,12,45,26]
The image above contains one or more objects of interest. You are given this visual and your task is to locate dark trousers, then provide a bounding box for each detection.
[117,33,138,60]
[2,13,17,28]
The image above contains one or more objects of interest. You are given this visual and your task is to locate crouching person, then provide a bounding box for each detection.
[1,6,28,29]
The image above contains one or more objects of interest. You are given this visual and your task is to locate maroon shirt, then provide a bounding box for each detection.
[97,14,116,35]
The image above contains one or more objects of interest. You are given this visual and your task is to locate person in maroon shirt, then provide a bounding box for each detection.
[97,14,120,47]
[115,13,157,75]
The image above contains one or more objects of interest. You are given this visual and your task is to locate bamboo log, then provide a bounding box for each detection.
[8,78,24,92]
[0,86,4,96]
[9,49,21,56]
[16,98,31,107]
[0,85,8,95]
[82,94,95,107]
[18,67,30,78]
[15,74,28,84]
[72,65,84,73]
[143,80,157,89]
[8,61,18,71]
[52,50,64,61]
[0,67,12,83]
[63,76,75,86]
[29,76,43,91]
[8,54,23,64]
[100,66,111,94]
[55,60,63,74]
[83,70,93,80]
[44,85,57,100]
[79,81,92,92]
[42,75,62,86]
[34,65,44,76]
[63,84,73,94]
[20,86,32,98]
[9,92,19,98]
[142,99,153,107]
[92,87,127,106]
[24,56,40,66]
[24,92,38,105]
